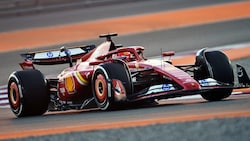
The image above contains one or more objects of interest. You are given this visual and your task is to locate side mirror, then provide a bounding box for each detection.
[162,51,175,64]
[162,51,175,57]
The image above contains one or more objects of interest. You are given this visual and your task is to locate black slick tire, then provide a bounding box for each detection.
[8,69,49,117]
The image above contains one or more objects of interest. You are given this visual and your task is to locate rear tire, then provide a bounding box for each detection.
[8,69,49,117]
[195,50,234,101]
[92,61,132,110]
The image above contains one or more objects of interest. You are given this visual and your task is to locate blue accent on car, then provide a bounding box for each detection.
[162,84,171,91]
[47,52,53,58]
[65,50,71,56]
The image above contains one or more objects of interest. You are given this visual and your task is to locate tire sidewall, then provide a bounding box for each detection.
[7,70,49,117]
[92,66,112,110]
[8,74,24,117]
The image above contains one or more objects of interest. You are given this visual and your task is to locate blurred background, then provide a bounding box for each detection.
[0,0,250,140]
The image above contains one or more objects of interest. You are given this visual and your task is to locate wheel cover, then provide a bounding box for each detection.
[9,82,20,109]
[95,74,107,103]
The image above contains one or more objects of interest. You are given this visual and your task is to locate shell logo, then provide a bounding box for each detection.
[65,75,75,94]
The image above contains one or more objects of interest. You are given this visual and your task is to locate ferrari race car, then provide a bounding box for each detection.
[7,33,250,117]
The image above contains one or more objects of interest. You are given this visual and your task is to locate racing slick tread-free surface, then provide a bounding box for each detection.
[8,69,49,117]
[201,51,234,101]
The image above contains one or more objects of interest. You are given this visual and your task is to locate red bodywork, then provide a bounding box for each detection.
[54,40,200,102]
[56,41,112,101]
[12,33,250,117]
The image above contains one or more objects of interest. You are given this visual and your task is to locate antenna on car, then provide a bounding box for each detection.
[160,48,163,68]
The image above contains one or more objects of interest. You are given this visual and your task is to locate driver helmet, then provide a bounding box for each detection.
[117,51,131,59]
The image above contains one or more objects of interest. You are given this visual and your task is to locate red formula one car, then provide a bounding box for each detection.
[7,33,250,117]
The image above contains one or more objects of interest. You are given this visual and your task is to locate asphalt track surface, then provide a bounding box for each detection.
[0,0,242,32]
[0,0,250,140]
[1,1,250,52]
[0,94,250,141]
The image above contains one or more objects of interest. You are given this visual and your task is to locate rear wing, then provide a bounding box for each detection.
[21,45,95,65]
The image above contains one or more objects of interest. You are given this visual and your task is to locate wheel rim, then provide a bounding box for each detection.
[9,82,20,109]
[95,74,107,103]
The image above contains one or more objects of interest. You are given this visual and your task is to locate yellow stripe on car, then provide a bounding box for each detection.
[75,72,88,85]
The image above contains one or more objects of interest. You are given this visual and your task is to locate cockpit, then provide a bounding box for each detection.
[110,46,146,62]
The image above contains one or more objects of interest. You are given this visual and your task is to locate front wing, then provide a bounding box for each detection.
[127,85,234,102]
[126,76,249,102]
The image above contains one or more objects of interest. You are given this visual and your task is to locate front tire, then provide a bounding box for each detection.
[195,50,234,101]
[92,61,132,110]
[8,69,49,117]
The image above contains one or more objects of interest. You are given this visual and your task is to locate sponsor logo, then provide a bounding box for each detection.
[46,51,53,58]
[65,75,75,94]
[162,84,174,91]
